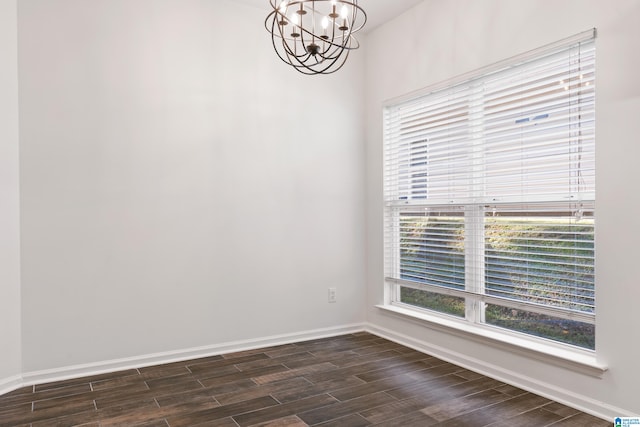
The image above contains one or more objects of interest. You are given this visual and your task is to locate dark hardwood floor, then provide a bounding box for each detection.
[0,333,609,426]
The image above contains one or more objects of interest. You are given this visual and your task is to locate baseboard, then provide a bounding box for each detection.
[0,374,24,396]
[19,323,366,389]
[365,323,630,422]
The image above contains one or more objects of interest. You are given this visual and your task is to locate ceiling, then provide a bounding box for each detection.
[236,0,424,33]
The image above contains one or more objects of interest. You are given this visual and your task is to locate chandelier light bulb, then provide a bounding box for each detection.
[320,15,330,39]
[340,5,349,19]
[279,0,288,13]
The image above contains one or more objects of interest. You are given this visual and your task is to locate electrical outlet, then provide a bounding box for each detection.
[328,287,337,303]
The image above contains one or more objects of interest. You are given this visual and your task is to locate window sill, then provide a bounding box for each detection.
[376,303,607,378]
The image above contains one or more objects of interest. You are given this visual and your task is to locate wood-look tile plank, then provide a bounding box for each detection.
[93,381,185,410]
[31,398,158,427]
[368,410,439,427]
[404,361,467,382]
[181,365,242,382]
[540,401,581,418]
[296,338,376,355]
[351,349,433,373]
[248,414,308,427]
[1,398,96,426]
[329,372,431,402]
[354,360,433,383]
[190,417,242,427]
[412,375,506,406]
[0,402,34,426]
[493,383,529,397]
[262,345,308,359]
[324,349,404,369]
[235,352,314,371]
[233,393,338,427]
[32,390,95,411]
[138,365,193,381]
[131,420,170,427]
[384,371,470,401]
[166,395,279,427]
[198,379,259,396]
[315,413,371,427]
[253,362,337,385]
[296,391,394,426]
[303,352,410,384]
[223,344,297,360]
[0,385,33,398]
[299,343,358,357]
[97,388,203,412]
[0,382,91,409]
[34,369,139,392]
[295,335,361,349]
[351,340,416,356]
[215,377,311,406]
[138,356,224,374]
[305,375,366,394]
[99,399,219,426]
[487,407,565,427]
[302,343,361,356]
[282,350,358,370]
[547,412,611,426]
[272,376,364,404]
[93,399,160,425]
[145,373,204,390]
[454,369,488,381]
[199,365,290,388]
[214,358,283,378]
[421,388,522,422]
[91,372,146,391]
[155,388,218,407]
[359,397,438,425]
[145,378,205,397]
[448,374,505,394]
[389,376,508,420]
[430,392,551,426]
[189,354,271,375]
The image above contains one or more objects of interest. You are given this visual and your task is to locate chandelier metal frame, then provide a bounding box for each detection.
[265,0,367,75]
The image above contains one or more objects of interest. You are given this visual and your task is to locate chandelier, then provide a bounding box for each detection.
[265,0,367,75]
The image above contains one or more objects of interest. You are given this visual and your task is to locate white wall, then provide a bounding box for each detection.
[0,0,23,391]
[18,0,366,372]
[364,0,640,418]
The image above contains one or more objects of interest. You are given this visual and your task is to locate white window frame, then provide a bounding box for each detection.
[382,29,604,374]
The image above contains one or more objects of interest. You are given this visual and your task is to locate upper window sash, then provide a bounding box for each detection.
[384,30,596,207]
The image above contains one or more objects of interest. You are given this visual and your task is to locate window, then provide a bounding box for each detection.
[384,31,596,350]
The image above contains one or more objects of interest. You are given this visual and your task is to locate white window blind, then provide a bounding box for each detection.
[384,30,596,349]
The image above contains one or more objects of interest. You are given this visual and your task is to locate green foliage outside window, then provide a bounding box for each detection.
[399,214,595,349]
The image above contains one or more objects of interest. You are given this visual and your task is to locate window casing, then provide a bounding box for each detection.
[384,31,596,350]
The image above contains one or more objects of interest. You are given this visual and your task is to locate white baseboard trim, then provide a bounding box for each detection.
[19,323,366,389]
[364,323,631,421]
[0,374,24,396]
